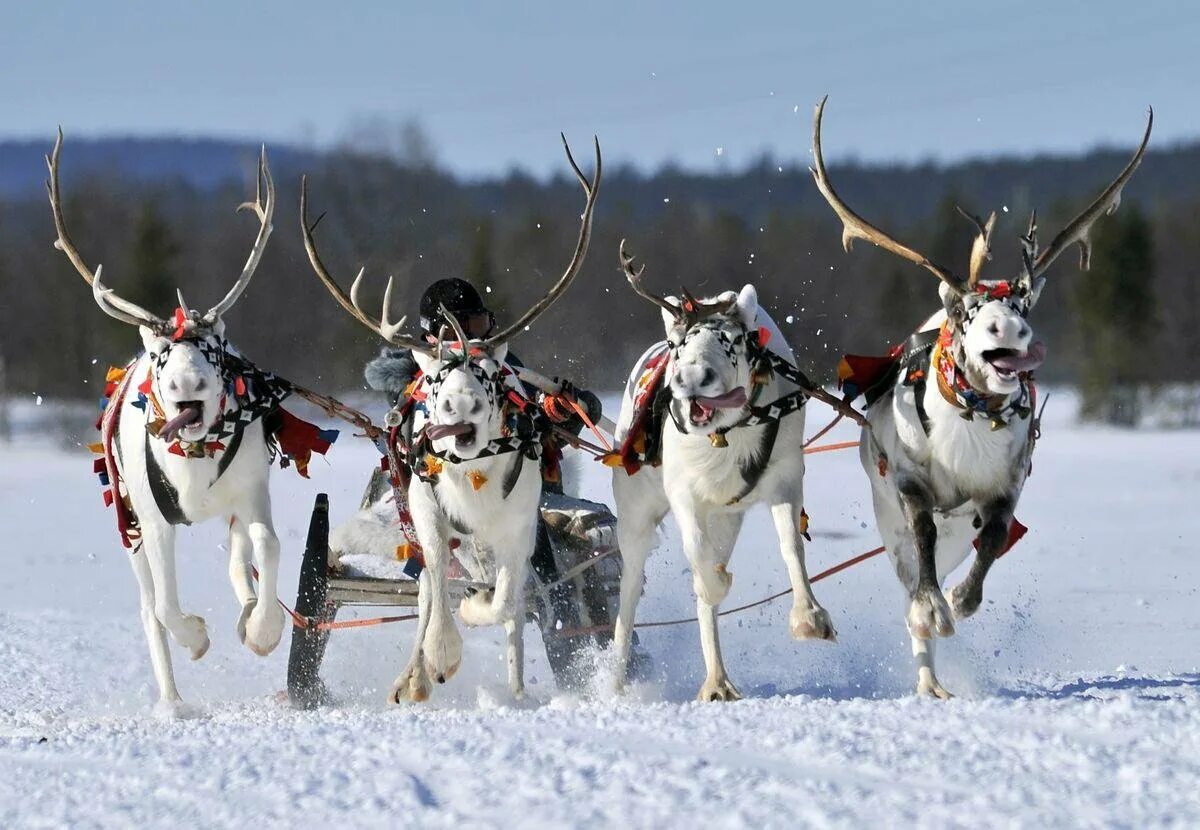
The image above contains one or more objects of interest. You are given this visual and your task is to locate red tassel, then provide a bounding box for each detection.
[977,517,1029,558]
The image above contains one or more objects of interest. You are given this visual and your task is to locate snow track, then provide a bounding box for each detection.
[2,396,1198,827]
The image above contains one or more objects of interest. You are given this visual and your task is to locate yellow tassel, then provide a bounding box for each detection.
[601,452,623,468]
[87,442,105,454]
[467,470,488,491]
[424,455,443,476]
[105,366,127,382]
[395,543,413,561]
[799,509,810,537]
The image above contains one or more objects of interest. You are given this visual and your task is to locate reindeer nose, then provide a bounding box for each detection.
[678,363,717,391]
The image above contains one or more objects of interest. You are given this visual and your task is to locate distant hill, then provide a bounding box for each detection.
[0,136,320,198]
[2,134,1197,219]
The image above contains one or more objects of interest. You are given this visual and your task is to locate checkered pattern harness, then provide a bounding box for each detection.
[404,352,546,497]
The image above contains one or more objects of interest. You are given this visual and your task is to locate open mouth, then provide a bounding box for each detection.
[687,387,748,427]
[426,422,476,449]
[981,341,1046,380]
[160,401,204,441]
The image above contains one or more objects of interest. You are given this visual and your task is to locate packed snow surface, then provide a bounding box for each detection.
[1,394,1198,827]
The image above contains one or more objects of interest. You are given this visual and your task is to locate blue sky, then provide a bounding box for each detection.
[1,1,1192,176]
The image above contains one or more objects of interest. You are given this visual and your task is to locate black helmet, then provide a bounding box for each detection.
[418,278,495,339]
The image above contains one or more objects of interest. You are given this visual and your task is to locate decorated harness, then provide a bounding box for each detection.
[610,318,823,504]
[90,309,338,550]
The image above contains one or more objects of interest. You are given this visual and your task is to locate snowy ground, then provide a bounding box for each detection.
[1,393,1199,827]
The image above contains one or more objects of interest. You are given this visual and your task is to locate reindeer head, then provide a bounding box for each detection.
[47,131,275,441]
[302,134,601,460]
[811,97,1152,397]
[412,310,511,459]
[620,242,762,433]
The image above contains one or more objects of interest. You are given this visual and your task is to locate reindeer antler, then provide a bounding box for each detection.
[205,145,276,322]
[47,129,167,330]
[1026,108,1153,279]
[619,238,681,317]
[810,96,977,296]
[481,134,602,348]
[300,175,434,354]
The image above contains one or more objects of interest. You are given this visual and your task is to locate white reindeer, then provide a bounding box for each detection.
[810,97,1152,697]
[47,133,283,713]
[300,136,601,703]
[609,244,839,701]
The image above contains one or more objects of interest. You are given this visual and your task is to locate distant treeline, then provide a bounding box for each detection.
[1,134,1195,407]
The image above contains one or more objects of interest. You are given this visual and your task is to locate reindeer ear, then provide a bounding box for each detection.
[735,284,758,330]
[411,349,436,376]
[939,282,961,315]
[139,326,165,353]
[661,295,680,335]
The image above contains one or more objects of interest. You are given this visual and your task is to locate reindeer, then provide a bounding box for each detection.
[300,136,600,703]
[47,132,283,713]
[810,97,1152,697]
[609,244,841,701]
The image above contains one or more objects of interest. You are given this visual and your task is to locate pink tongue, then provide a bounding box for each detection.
[159,407,201,442]
[426,423,474,441]
[992,340,1046,372]
[694,387,748,410]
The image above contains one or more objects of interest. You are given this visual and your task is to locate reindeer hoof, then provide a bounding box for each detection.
[236,598,255,642]
[458,590,496,627]
[907,589,955,640]
[790,605,838,642]
[152,697,202,720]
[388,663,432,704]
[917,671,954,700]
[697,675,742,702]
[166,614,210,660]
[242,601,285,657]
[949,582,983,620]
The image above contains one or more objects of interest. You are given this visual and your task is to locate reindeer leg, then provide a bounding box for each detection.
[913,634,953,699]
[610,471,667,692]
[898,479,954,640]
[238,506,285,657]
[409,485,462,686]
[141,522,210,660]
[770,496,836,642]
[390,569,434,704]
[949,496,1015,620]
[679,506,741,702]
[129,548,183,710]
[227,516,258,644]
[504,601,527,701]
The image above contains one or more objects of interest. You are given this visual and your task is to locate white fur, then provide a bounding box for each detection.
[863,295,1035,698]
[116,327,284,712]
[387,347,539,704]
[611,285,835,701]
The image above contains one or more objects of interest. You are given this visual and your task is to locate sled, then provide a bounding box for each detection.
[286,484,646,708]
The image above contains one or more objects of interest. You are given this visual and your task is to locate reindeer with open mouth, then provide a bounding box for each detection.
[810,97,1152,697]
[608,244,840,701]
[301,136,600,703]
[47,132,292,713]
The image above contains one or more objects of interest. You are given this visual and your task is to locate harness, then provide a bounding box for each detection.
[616,322,818,503]
[390,349,550,502]
[904,324,1033,435]
[89,317,338,548]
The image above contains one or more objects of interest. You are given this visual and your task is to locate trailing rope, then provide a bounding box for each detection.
[548,544,886,639]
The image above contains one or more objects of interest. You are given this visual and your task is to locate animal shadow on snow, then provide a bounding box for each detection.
[997,673,1200,702]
